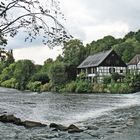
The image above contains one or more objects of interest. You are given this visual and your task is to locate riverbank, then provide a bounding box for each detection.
[0,81,138,94]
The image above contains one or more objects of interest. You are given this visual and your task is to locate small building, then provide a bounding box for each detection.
[77,49,127,82]
[128,54,140,74]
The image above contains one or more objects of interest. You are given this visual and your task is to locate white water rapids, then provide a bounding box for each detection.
[0,87,139,125]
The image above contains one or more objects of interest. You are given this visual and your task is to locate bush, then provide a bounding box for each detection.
[107,83,132,93]
[111,73,124,82]
[92,83,107,93]
[75,80,92,93]
[103,76,111,84]
[65,81,77,92]
[31,72,49,84]
[41,83,51,92]
[1,78,18,88]
[27,81,42,92]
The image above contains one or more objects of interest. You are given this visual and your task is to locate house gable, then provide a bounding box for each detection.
[99,50,127,67]
[128,54,140,65]
[77,49,127,69]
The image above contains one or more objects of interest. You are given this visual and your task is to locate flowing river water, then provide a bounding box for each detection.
[0,87,140,140]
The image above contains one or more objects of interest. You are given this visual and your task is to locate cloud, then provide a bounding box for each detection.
[4,0,140,64]
[83,21,129,43]
[13,45,62,65]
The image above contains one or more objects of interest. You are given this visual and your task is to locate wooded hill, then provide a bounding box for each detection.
[86,30,140,63]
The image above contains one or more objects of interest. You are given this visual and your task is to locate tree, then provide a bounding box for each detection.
[63,39,86,80]
[13,59,36,90]
[31,72,50,84]
[88,35,118,54]
[4,49,15,66]
[0,47,15,70]
[0,63,16,82]
[44,58,53,65]
[49,62,67,86]
[0,0,71,46]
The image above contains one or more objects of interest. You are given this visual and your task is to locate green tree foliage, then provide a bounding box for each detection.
[135,30,140,43]
[0,63,16,83]
[63,39,86,66]
[0,29,140,93]
[103,76,112,84]
[63,39,86,80]
[87,36,119,55]
[0,48,15,72]
[113,37,140,62]
[87,31,140,63]
[111,73,124,82]
[27,81,42,92]
[49,62,67,87]
[41,58,54,74]
[31,72,49,84]
[1,78,18,88]
[5,50,15,66]
[13,60,36,90]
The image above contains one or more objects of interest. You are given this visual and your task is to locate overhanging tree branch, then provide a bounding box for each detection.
[0,0,71,46]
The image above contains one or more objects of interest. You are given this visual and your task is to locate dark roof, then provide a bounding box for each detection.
[77,49,113,68]
[128,54,140,65]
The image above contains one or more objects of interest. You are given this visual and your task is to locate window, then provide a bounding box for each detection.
[109,68,115,74]
[120,70,123,73]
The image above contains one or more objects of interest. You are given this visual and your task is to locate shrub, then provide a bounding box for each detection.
[107,83,132,93]
[31,72,49,84]
[92,83,107,93]
[75,80,92,93]
[27,81,42,92]
[1,78,18,88]
[65,81,77,92]
[111,73,124,82]
[103,76,111,84]
[41,83,51,92]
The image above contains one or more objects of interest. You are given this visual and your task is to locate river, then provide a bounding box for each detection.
[0,87,140,140]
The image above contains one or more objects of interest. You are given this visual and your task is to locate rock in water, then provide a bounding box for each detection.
[0,114,22,125]
[0,114,46,128]
[67,124,83,133]
[22,120,46,128]
[49,123,68,131]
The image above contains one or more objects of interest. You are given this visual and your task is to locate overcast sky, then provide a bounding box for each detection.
[6,0,140,64]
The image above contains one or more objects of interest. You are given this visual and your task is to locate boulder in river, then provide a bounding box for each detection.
[0,114,46,128]
[67,124,83,133]
[22,120,46,128]
[49,123,68,131]
[49,123,83,133]
[0,114,22,125]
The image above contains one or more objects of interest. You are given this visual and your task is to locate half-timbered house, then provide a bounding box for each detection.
[128,54,140,74]
[77,49,127,82]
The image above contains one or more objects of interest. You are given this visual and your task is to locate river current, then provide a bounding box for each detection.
[0,87,140,139]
